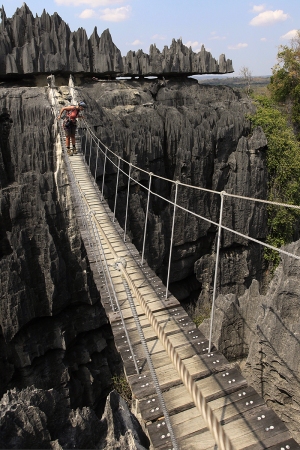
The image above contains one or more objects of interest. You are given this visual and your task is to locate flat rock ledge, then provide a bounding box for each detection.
[0,4,233,78]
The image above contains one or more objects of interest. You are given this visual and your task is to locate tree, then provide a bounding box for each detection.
[250,96,300,267]
[268,30,300,131]
[239,66,253,98]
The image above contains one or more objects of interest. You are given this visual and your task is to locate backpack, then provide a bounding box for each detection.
[67,107,79,122]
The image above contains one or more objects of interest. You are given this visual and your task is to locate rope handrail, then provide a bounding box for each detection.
[54,76,298,450]
[81,120,222,194]
[82,122,300,263]
[93,211,235,450]
[62,82,235,449]
[81,120,300,210]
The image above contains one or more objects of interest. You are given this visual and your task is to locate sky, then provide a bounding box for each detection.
[2,0,300,76]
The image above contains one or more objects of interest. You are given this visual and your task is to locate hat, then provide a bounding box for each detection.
[78,101,87,108]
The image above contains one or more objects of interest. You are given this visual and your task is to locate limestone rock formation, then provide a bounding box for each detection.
[0,387,148,449]
[0,4,233,77]
[122,39,233,76]
[78,78,267,307]
[0,85,121,415]
[0,75,267,445]
[199,241,300,442]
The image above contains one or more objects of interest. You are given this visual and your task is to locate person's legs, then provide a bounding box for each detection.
[64,129,73,155]
[64,123,77,155]
[71,124,77,153]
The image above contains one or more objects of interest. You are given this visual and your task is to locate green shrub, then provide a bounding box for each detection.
[250,95,300,266]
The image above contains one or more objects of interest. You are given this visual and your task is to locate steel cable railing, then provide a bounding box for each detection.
[49,81,141,375]
[51,75,300,450]
[53,80,180,449]
[77,111,300,450]
[74,116,235,450]
[55,83,216,447]
[94,213,234,450]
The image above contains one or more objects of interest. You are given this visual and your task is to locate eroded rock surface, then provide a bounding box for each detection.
[77,78,267,306]
[200,241,300,442]
[0,4,233,77]
[0,387,148,449]
[0,85,121,414]
[0,76,269,446]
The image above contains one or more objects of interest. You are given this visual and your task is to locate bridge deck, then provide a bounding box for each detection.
[67,151,299,450]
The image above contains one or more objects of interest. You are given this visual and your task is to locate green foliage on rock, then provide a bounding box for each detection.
[250,95,300,265]
[191,304,211,327]
[112,375,132,405]
[268,30,300,130]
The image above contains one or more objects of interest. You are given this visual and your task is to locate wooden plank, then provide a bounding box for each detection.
[148,386,264,448]
[114,318,196,350]
[267,437,300,450]
[128,351,231,399]
[116,317,214,377]
[120,331,216,377]
[111,308,190,333]
[138,368,247,422]
[69,157,296,450]
[172,403,292,450]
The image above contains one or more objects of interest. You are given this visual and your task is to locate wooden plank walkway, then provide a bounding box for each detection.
[66,151,300,450]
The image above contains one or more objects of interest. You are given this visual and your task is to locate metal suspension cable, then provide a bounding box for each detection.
[76,127,145,271]
[113,156,121,222]
[52,90,115,313]
[124,163,132,242]
[68,145,141,375]
[54,81,235,449]
[93,214,235,450]
[61,152,115,320]
[94,145,99,184]
[88,211,140,375]
[83,119,300,211]
[88,137,92,170]
[166,181,179,299]
[80,120,300,302]
[141,172,152,265]
[51,82,140,375]
[67,89,141,377]
[101,147,107,200]
[120,277,178,450]
[209,191,225,353]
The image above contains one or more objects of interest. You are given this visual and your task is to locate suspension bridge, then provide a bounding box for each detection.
[49,76,300,450]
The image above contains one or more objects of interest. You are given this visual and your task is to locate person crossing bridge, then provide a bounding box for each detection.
[57,101,87,155]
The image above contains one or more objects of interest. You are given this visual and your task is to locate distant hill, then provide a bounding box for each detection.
[195,75,271,95]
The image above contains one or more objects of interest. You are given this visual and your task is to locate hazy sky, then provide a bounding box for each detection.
[2,0,300,76]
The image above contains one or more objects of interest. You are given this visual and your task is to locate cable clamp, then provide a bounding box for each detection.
[114,257,127,271]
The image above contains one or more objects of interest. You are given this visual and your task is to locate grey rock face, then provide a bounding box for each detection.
[0,76,267,445]
[200,242,300,443]
[199,280,262,360]
[78,78,267,304]
[0,4,233,77]
[0,387,148,449]
[122,40,233,76]
[0,85,120,412]
[244,241,300,442]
